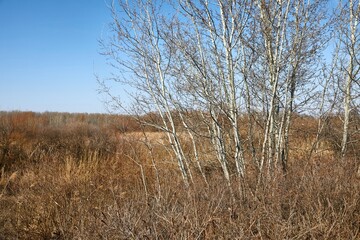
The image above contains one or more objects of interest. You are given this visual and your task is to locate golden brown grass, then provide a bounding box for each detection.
[0,111,359,239]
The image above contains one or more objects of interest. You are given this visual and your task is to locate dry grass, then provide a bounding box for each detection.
[0,111,359,239]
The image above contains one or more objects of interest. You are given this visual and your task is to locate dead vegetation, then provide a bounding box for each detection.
[0,111,359,239]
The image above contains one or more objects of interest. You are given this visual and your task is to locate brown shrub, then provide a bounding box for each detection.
[0,111,359,239]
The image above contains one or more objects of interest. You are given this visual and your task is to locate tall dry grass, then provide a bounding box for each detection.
[0,111,359,239]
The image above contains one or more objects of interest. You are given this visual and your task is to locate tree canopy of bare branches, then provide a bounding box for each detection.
[99,0,358,192]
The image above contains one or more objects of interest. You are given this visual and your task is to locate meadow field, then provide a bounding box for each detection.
[0,111,359,239]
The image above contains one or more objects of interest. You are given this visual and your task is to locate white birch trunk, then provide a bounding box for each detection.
[341,0,359,158]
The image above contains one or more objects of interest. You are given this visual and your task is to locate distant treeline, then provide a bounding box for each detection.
[0,111,142,133]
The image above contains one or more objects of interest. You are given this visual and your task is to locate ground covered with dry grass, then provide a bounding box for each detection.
[0,112,359,239]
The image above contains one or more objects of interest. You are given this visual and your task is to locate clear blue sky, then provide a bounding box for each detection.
[0,0,113,113]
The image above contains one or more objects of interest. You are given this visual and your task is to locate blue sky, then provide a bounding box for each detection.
[0,0,114,113]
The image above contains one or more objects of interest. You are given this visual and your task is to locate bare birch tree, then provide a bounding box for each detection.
[336,0,360,158]
[100,0,333,190]
[170,0,251,187]
[100,0,192,187]
[253,0,329,176]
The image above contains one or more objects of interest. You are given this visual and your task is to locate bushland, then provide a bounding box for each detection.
[0,111,359,239]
